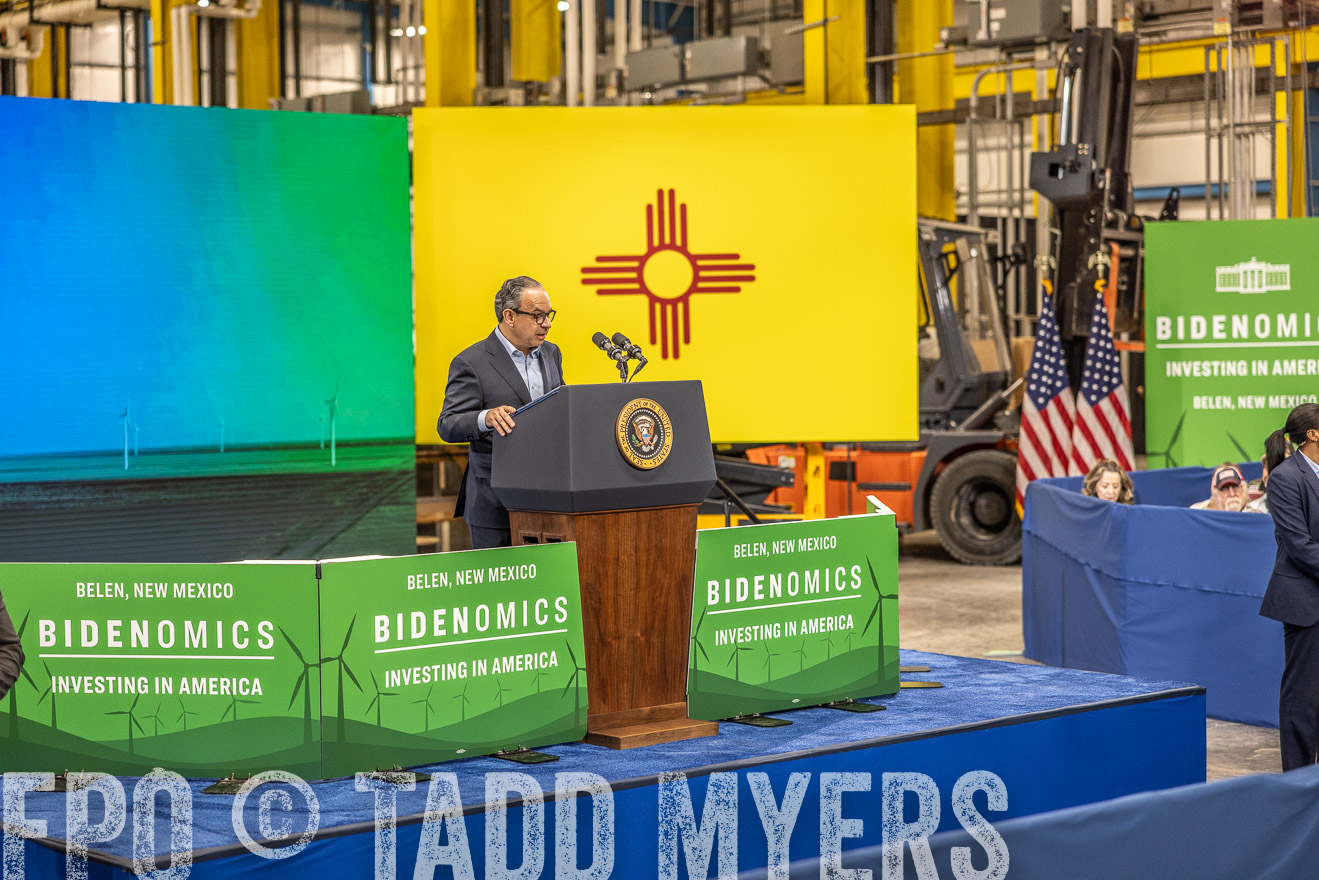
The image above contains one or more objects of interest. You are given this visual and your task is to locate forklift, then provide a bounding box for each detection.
[746,25,1151,565]
[748,217,1024,565]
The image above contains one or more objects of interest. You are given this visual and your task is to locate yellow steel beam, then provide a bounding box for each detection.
[26,26,54,97]
[511,0,560,83]
[151,0,170,103]
[801,0,867,104]
[236,0,281,109]
[803,442,826,520]
[897,0,954,219]
[825,0,867,103]
[424,0,476,106]
[802,0,825,103]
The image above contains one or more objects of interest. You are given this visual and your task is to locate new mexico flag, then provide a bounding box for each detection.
[414,106,917,443]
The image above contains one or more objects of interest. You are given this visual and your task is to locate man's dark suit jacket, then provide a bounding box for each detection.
[1261,451,1319,626]
[0,590,25,701]
[436,330,565,530]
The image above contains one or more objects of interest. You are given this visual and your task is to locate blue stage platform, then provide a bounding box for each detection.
[7,650,1205,879]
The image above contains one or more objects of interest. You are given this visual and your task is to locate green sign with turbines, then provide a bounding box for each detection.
[317,544,587,777]
[0,562,322,777]
[687,509,899,721]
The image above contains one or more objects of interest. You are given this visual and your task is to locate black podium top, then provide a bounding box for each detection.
[490,380,717,513]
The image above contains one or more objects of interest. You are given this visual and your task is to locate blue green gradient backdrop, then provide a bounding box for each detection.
[0,98,413,476]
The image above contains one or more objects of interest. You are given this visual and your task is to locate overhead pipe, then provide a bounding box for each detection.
[1,0,147,61]
[612,0,623,73]
[171,0,261,106]
[0,22,45,59]
[565,0,578,105]
[581,0,593,104]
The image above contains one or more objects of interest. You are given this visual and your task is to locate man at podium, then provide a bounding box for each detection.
[437,276,565,549]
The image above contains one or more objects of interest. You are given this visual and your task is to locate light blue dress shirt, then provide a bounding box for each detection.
[477,328,546,435]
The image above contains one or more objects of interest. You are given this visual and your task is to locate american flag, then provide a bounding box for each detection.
[1016,289,1075,511]
[1070,292,1134,474]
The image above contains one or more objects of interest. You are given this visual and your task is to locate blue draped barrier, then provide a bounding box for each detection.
[739,763,1319,880]
[1022,464,1283,727]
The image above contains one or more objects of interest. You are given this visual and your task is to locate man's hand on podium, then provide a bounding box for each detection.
[485,405,518,436]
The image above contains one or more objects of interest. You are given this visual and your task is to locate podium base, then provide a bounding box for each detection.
[586,702,719,750]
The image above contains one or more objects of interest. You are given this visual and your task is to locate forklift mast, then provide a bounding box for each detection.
[917,218,1013,431]
[1029,27,1142,387]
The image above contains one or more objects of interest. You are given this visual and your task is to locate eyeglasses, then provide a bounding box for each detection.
[510,308,557,326]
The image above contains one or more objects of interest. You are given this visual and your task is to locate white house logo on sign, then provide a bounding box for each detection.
[1215,258,1291,294]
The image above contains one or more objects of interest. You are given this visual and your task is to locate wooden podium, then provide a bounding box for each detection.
[491,381,720,749]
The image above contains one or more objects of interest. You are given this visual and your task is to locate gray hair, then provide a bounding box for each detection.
[494,276,544,320]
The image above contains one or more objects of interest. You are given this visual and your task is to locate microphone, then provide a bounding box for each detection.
[612,331,648,380]
[611,332,646,361]
[592,331,629,363]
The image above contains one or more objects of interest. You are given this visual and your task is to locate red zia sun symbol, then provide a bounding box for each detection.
[580,188,756,359]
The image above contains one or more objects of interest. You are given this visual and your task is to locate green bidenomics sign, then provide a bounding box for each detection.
[0,562,321,777]
[687,511,899,721]
[1146,218,1319,466]
[318,544,587,777]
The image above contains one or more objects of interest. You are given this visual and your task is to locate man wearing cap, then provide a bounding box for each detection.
[1189,463,1257,512]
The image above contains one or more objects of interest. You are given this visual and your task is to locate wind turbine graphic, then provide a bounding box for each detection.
[860,558,899,639]
[175,698,200,731]
[531,667,549,694]
[452,681,471,722]
[759,642,781,680]
[105,693,146,755]
[220,693,259,723]
[725,643,753,682]
[281,627,320,747]
[413,684,437,730]
[147,702,167,736]
[365,671,399,726]
[120,399,138,470]
[822,633,837,661]
[561,641,587,726]
[1147,409,1187,468]
[35,660,58,728]
[492,676,512,708]
[690,608,712,667]
[324,384,339,467]
[793,639,809,673]
[7,612,40,740]
[321,615,363,743]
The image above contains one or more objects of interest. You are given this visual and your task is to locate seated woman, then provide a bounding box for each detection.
[1249,429,1293,513]
[1082,459,1135,504]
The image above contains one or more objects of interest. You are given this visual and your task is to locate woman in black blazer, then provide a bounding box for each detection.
[1260,403,1319,770]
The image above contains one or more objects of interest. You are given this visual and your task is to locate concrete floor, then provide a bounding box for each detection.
[897,530,1282,782]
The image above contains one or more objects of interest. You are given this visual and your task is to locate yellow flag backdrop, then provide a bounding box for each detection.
[414,106,917,444]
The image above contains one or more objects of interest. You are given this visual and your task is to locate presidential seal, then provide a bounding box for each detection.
[616,398,673,469]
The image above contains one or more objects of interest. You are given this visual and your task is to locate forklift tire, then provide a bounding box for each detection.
[929,450,1022,566]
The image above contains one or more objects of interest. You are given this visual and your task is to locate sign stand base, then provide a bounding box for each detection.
[202,774,255,795]
[900,681,944,689]
[899,665,931,673]
[726,714,793,728]
[360,766,434,784]
[491,747,560,765]
[823,699,886,713]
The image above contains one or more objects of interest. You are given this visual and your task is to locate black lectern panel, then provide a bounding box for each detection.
[491,381,716,513]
